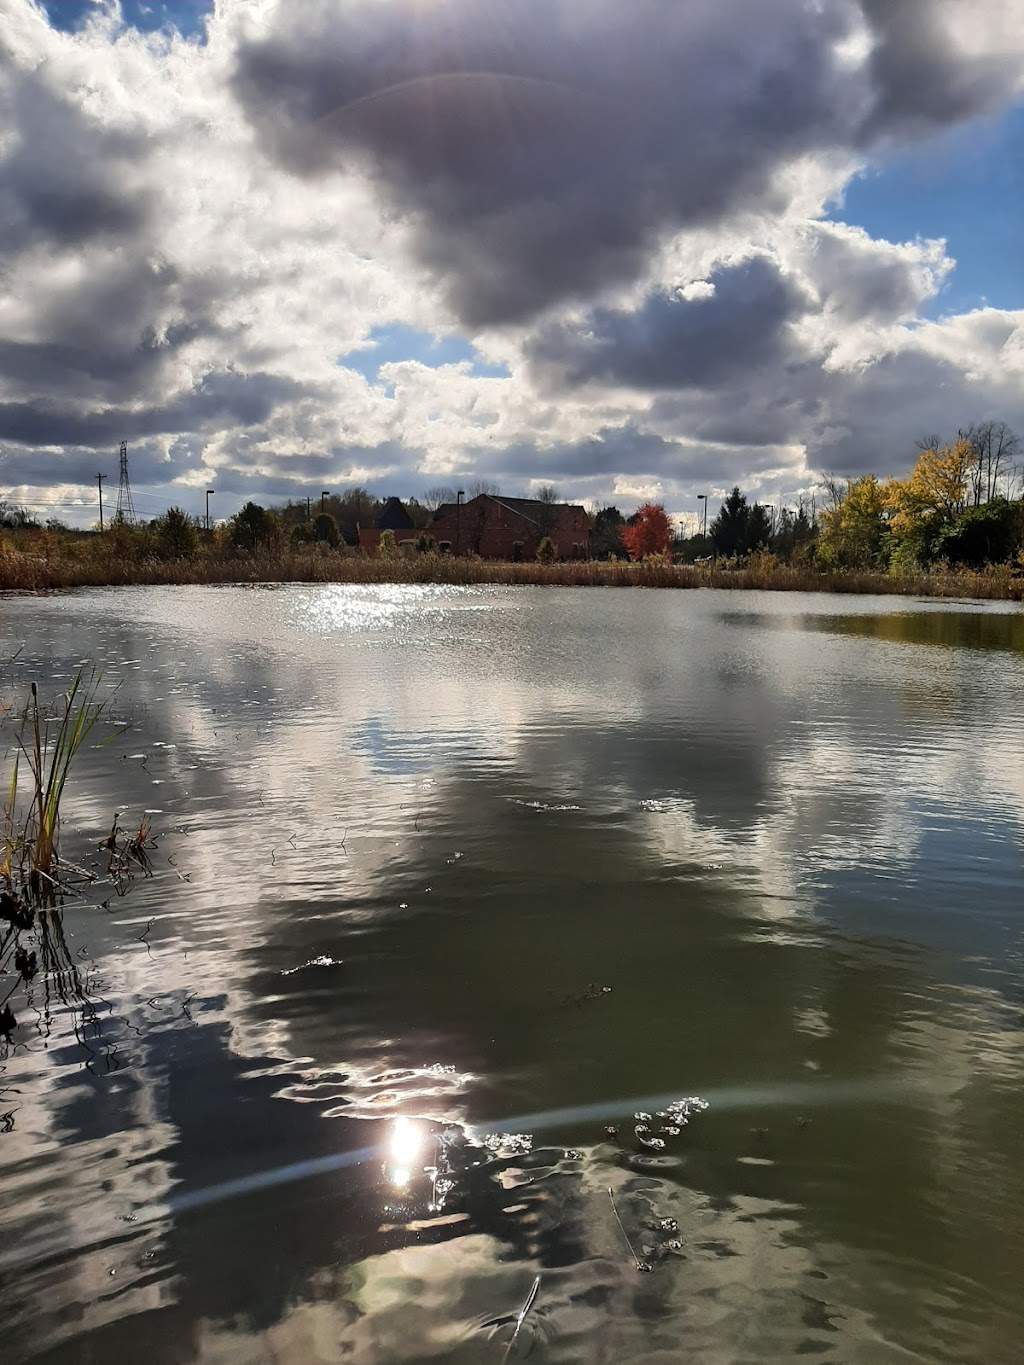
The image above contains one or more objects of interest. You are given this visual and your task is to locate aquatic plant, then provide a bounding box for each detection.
[502,1274,540,1362]
[2,671,110,902]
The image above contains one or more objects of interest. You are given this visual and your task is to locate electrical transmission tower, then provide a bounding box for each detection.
[114,440,136,525]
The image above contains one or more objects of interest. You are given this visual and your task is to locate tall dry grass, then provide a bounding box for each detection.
[1,533,1022,600]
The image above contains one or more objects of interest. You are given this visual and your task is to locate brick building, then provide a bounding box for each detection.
[430,494,590,560]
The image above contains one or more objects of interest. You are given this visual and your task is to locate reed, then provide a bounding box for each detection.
[1,534,1022,599]
[1,671,110,902]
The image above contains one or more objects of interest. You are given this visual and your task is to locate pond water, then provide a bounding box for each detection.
[1,584,1023,1363]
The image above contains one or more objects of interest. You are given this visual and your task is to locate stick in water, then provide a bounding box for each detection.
[502,1274,541,1362]
[608,1187,652,1272]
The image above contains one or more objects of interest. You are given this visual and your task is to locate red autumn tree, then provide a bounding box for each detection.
[621,502,672,560]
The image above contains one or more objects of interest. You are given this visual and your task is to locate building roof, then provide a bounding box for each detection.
[431,493,586,526]
[377,496,414,530]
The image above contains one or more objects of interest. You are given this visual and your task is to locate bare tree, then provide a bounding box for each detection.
[964,421,1020,505]
[535,484,560,535]
[468,479,500,499]
[422,485,457,513]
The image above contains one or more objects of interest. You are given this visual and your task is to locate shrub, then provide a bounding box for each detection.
[230,502,281,555]
[378,529,397,558]
[312,512,340,548]
[536,536,556,563]
[154,506,199,559]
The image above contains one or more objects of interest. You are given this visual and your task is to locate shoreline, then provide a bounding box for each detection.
[2,552,1023,601]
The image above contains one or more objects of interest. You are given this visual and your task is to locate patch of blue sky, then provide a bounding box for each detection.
[834,104,1024,317]
[339,324,511,386]
[41,0,212,42]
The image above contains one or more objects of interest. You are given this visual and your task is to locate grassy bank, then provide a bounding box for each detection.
[2,541,1023,599]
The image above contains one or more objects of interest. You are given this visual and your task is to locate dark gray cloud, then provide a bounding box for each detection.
[860,0,1021,137]
[0,65,148,254]
[527,256,810,390]
[0,370,307,448]
[232,0,1022,328]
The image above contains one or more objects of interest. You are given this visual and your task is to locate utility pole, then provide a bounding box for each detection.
[306,496,311,522]
[97,472,107,531]
[456,489,465,556]
[115,440,136,525]
[206,488,215,531]
[697,493,707,539]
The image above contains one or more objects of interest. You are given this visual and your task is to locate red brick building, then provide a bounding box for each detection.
[430,494,590,560]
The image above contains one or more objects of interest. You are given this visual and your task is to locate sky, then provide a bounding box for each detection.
[2,0,1023,529]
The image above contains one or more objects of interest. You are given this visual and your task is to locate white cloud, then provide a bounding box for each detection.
[0,0,1022,523]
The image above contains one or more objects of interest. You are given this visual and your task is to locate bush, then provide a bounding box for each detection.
[378,529,397,558]
[154,506,199,559]
[536,536,556,563]
[230,502,281,555]
[933,499,1024,568]
[312,512,340,548]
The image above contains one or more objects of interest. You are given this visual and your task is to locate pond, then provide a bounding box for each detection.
[1,584,1023,1363]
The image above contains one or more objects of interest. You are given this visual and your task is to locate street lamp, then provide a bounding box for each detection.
[697,493,707,539]
[456,488,465,556]
[206,488,215,531]
[321,490,330,514]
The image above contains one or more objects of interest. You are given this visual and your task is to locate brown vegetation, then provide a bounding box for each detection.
[1,532,1021,599]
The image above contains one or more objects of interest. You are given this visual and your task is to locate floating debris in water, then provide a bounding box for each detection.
[648,1217,678,1234]
[621,1096,710,1152]
[559,982,613,1008]
[510,798,582,812]
[483,1132,534,1157]
[280,955,340,976]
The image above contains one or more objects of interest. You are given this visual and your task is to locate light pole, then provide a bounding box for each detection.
[206,488,215,531]
[456,488,465,556]
[321,490,330,514]
[96,472,107,531]
[697,494,707,539]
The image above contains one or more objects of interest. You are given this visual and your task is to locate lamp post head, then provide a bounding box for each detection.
[457,489,465,501]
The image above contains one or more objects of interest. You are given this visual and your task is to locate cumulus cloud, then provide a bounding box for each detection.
[527,256,812,391]
[0,0,1023,523]
[232,0,1023,327]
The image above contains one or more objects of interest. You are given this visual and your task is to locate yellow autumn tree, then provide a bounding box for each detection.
[887,438,976,529]
[883,438,977,566]
[816,475,888,568]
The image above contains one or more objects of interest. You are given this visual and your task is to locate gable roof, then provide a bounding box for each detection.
[377,496,414,530]
[431,493,587,526]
